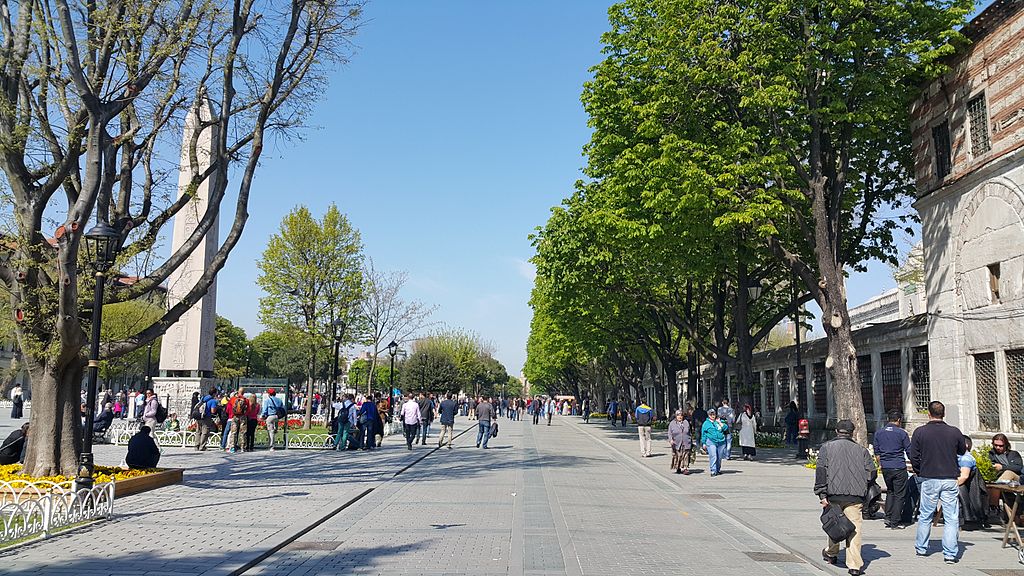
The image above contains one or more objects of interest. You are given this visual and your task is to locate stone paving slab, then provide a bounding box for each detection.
[0,411,474,576]
[566,415,1024,576]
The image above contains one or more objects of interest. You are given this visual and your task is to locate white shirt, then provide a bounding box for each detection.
[401,400,421,425]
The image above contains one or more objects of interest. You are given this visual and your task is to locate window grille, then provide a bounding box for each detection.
[764,370,775,412]
[881,351,903,416]
[911,346,931,411]
[858,355,874,415]
[932,121,952,178]
[967,95,991,156]
[1007,349,1024,433]
[974,352,1000,432]
[751,372,762,413]
[813,362,827,416]
[778,367,790,408]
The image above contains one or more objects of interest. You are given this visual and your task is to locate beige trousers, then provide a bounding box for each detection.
[638,426,652,456]
[438,424,455,447]
[825,502,863,571]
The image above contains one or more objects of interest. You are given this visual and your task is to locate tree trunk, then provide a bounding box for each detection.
[303,348,314,430]
[686,347,698,406]
[22,355,84,477]
[820,269,866,445]
[665,363,680,415]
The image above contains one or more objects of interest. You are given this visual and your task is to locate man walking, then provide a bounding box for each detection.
[910,401,967,564]
[582,398,591,423]
[438,393,457,449]
[532,397,541,425]
[260,388,285,451]
[475,396,494,448]
[717,399,736,459]
[815,420,877,576]
[401,394,421,450]
[635,400,654,457]
[873,410,912,529]
[416,392,434,445]
[545,397,556,426]
[332,393,354,452]
[193,388,219,451]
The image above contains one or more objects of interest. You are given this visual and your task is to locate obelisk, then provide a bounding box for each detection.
[153,100,220,413]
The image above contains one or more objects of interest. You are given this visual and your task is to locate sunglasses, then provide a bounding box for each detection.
[993,443,1006,448]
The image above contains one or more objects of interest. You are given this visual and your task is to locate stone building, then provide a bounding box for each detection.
[910,0,1024,437]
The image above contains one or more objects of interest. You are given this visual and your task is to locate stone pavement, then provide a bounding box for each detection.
[569,415,1024,576]
[0,409,475,576]
[241,416,827,576]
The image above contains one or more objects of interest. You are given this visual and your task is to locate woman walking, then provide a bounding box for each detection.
[737,404,758,460]
[701,409,729,476]
[668,410,692,475]
[10,385,24,419]
[784,401,799,447]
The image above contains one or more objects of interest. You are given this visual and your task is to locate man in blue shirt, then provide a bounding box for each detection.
[194,388,221,451]
[873,409,912,529]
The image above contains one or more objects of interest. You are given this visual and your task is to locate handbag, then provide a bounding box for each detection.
[490,421,499,438]
[821,504,856,542]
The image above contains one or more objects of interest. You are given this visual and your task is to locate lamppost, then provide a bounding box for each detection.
[330,319,346,424]
[77,221,121,491]
[387,340,398,405]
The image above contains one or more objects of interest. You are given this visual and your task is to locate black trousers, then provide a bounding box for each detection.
[403,423,418,447]
[882,467,909,526]
[532,412,539,424]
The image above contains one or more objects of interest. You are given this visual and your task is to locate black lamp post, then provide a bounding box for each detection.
[330,319,346,424]
[77,221,121,491]
[387,340,398,404]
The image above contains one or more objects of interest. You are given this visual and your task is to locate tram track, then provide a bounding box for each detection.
[231,424,476,575]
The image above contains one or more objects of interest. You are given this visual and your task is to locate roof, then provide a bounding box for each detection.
[962,0,1024,41]
[750,313,929,365]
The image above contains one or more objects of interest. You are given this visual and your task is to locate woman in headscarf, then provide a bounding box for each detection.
[737,404,758,461]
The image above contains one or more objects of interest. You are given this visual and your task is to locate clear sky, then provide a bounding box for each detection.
[213,0,988,374]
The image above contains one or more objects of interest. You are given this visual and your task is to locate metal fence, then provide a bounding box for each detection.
[0,480,115,547]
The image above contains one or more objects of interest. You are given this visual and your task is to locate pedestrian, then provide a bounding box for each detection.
[910,400,967,564]
[635,400,654,457]
[475,396,494,448]
[545,397,556,426]
[125,425,161,469]
[608,399,617,426]
[581,398,590,423]
[218,393,231,450]
[815,419,876,576]
[669,410,692,475]
[142,388,159,431]
[401,393,421,450]
[226,389,250,453]
[417,392,434,445]
[737,404,758,461]
[333,393,354,451]
[358,395,379,450]
[468,396,477,420]
[10,384,24,419]
[532,397,542,425]
[133,389,145,420]
[260,388,284,451]
[873,409,911,529]
[244,393,259,452]
[619,399,628,427]
[193,388,219,451]
[785,401,800,447]
[0,422,29,465]
[717,399,736,459]
[701,409,728,476]
[438,393,457,449]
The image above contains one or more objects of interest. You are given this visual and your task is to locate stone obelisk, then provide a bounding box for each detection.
[153,100,220,413]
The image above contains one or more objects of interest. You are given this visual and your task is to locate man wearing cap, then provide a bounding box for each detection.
[815,419,876,576]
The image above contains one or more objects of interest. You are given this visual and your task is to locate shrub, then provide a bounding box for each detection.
[652,421,669,431]
[973,444,998,482]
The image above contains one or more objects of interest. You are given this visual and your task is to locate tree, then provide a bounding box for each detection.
[398,349,460,395]
[346,358,391,393]
[257,205,364,428]
[2,0,366,475]
[98,299,162,387]
[357,259,435,394]
[214,317,249,379]
[576,0,969,443]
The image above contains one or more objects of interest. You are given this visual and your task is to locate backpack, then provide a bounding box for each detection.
[232,396,249,418]
[191,400,206,420]
[636,409,653,426]
[270,397,286,419]
[155,402,168,423]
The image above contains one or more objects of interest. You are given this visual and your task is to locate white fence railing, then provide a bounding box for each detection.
[103,418,400,450]
[0,480,115,547]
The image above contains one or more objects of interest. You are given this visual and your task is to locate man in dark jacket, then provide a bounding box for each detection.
[437,393,458,449]
[873,410,912,529]
[814,419,876,576]
[0,423,29,465]
[416,392,435,445]
[909,401,966,564]
[125,426,161,469]
[989,433,1023,481]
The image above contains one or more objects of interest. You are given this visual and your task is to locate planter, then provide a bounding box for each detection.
[113,468,183,498]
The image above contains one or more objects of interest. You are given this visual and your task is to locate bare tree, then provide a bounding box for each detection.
[358,259,436,395]
[0,0,365,475]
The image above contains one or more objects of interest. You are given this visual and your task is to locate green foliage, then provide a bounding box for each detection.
[398,349,460,395]
[972,445,997,482]
[250,328,331,385]
[98,299,163,384]
[347,358,391,393]
[214,316,249,379]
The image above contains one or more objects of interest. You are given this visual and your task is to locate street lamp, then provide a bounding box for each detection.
[77,221,121,491]
[387,340,398,403]
[330,319,346,425]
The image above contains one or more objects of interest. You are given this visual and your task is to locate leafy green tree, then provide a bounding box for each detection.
[98,299,163,387]
[398,349,460,395]
[257,204,364,428]
[214,317,249,379]
[346,358,392,394]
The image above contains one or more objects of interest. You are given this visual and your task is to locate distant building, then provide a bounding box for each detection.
[910,0,1024,436]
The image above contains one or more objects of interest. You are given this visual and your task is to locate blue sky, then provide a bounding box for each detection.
[214,0,985,374]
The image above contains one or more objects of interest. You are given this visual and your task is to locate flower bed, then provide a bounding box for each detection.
[0,464,155,488]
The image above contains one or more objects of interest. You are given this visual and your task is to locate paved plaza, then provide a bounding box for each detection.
[1,411,1023,575]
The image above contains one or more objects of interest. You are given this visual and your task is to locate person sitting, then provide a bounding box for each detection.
[957,435,989,529]
[125,425,161,469]
[989,433,1023,524]
[93,403,115,434]
[0,423,29,465]
[163,414,181,432]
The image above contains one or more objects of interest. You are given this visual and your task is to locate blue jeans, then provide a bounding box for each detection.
[220,420,232,449]
[916,478,959,558]
[476,421,492,448]
[706,441,726,474]
[419,421,430,443]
